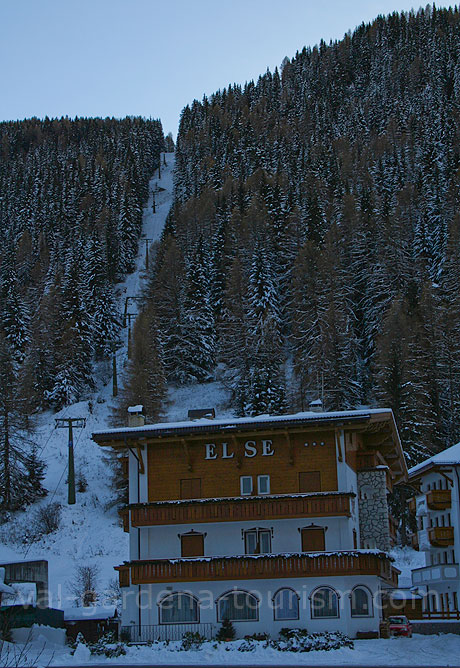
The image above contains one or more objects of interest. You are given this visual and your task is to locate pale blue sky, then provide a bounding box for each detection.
[0,1,449,137]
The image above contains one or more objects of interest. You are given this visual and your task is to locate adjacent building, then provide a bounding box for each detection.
[409,443,460,617]
[92,408,407,640]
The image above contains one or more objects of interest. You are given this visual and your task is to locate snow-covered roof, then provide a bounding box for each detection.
[127,490,355,508]
[124,549,392,566]
[387,589,423,600]
[127,405,143,413]
[63,605,117,621]
[93,408,394,441]
[409,441,460,477]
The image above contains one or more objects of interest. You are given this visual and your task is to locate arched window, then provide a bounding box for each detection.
[159,592,199,624]
[311,587,339,618]
[351,586,373,617]
[273,588,299,621]
[217,590,259,622]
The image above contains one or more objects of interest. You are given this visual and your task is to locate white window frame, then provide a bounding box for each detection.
[158,592,200,624]
[240,476,253,496]
[350,586,373,618]
[216,590,259,622]
[273,587,300,621]
[257,474,270,495]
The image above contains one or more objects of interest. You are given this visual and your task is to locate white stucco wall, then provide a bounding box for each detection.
[121,575,383,639]
[138,515,359,560]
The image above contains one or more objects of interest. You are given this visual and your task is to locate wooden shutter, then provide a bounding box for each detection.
[180,478,201,499]
[299,471,322,492]
[181,533,204,557]
[301,527,325,552]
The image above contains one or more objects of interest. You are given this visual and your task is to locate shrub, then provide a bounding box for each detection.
[273,631,354,652]
[89,633,126,658]
[180,631,206,650]
[34,501,61,536]
[216,617,236,641]
[245,632,270,641]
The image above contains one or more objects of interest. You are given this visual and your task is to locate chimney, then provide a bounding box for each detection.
[309,398,323,413]
[127,405,145,427]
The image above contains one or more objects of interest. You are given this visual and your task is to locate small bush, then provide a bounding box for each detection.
[245,632,270,641]
[237,639,256,652]
[273,631,354,652]
[180,631,206,650]
[89,633,126,658]
[34,502,61,536]
[216,617,236,641]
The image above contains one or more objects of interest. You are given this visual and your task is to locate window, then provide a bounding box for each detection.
[299,471,321,493]
[159,593,199,624]
[257,475,270,495]
[217,590,259,621]
[301,525,325,552]
[180,532,204,557]
[351,586,373,617]
[273,588,299,620]
[244,529,271,554]
[240,476,253,496]
[180,478,201,499]
[311,587,339,618]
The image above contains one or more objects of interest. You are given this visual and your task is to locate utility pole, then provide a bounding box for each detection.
[152,189,156,213]
[126,313,137,360]
[55,418,86,505]
[158,155,161,180]
[144,238,153,270]
[112,342,118,397]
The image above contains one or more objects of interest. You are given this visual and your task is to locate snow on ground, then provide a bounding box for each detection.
[390,546,426,588]
[0,154,188,609]
[7,634,460,667]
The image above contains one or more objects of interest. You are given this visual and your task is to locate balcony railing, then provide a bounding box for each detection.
[426,489,451,510]
[412,563,459,586]
[428,526,455,547]
[116,551,398,588]
[128,493,353,528]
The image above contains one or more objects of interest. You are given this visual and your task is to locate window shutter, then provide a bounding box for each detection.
[180,478,201,499]
[181,533,204,557]
[301,527,325,552]
[299,471,322,492]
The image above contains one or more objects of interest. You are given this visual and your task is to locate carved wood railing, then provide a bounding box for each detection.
[128,493,353,527]
[116,551,397,587]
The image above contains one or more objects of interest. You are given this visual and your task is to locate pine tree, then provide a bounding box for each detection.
[0,334,46,511]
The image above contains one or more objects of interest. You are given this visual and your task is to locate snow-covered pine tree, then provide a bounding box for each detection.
[0,334,47,511]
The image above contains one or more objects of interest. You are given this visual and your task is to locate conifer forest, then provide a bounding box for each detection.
[2,5,460,516]
[0,116,164,509]
[133,6,460,464]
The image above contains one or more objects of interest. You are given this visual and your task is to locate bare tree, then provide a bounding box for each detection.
[68,565,100,607]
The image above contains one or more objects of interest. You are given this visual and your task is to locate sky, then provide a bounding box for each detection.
[0,0,451,138]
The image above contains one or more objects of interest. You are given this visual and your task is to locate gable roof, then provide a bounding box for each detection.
[409,441,460,478]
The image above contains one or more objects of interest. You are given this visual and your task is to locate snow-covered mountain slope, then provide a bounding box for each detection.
[0,152,198,609]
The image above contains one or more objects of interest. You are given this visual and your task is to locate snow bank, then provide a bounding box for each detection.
[11,624,66,647]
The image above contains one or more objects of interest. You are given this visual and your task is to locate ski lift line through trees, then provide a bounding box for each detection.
[123,295,156,327]
[55,418,86,505]
[35,408,71,460]
[22,425,86,559]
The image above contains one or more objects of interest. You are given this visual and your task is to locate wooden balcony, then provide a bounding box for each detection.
[128,493,353,528]
[428,526,454,547]
[426,489,451,510]
[116,551,398,588]
[119,508,129,533]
